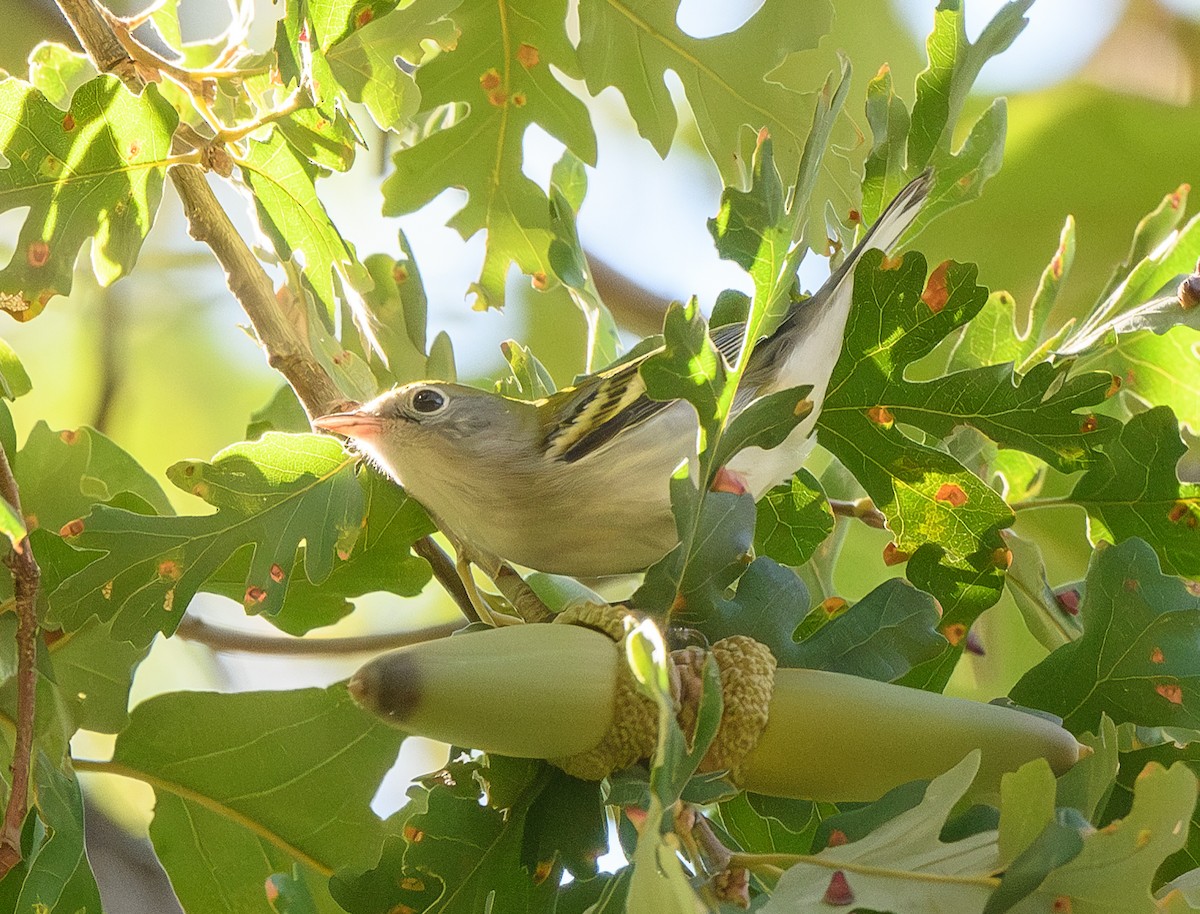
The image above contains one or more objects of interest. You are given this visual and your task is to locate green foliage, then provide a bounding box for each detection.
[0,75,177,319]
[1010,538,1200,735]
[0,0,1198,910]
[102,685,403,914]
[49,433,432,643]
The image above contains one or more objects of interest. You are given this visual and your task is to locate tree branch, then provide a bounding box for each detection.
[54,0,482,624]
[174,615,460,655]
[0,447,41,878]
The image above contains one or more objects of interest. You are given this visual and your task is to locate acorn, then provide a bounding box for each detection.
[348,615,1082,803]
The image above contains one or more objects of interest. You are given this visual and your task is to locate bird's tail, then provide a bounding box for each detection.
[823,168,934,292]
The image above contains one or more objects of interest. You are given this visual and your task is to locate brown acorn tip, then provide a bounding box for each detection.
[348,652,423,724]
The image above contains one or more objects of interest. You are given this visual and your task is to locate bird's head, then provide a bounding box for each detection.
[313,382,534,488]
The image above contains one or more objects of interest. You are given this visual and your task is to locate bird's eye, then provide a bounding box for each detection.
[411,387,446,414]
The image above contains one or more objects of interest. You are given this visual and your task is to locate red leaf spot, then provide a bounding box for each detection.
[27,240,50,268]
[393,264,409,284]
[711,466,750,496]
[59,429,79,445]
[1102,821,1120,834]
[821,596,848,616]
[823,871,854,906]
[1124,578,1140,592]
[794,398,813,417]
[264,877,279,903]
[479,69,501,91]
[874,63,891,79]
[60,518,84,537]
[182,464,195,476]
[62,113,75,131]
[1187,580,1200,597]
[531,271,549,290]
[847,209,861,224]
[943,622,967,646]
[1079,414,1099,434]
[1136,827,1152,848]
[624,805,648,831]
[157,560,182,580]
[1051,897,1073,914]
[935,483,968,507]
[1169,502,1190,523]
[957,172,976,190]
[921,261,951,313]
[1169,184,1189,209]
[879,253,904,271]
[670,593,688,613]
[245,585,267,605]
[1151,647,1165,664]
[517,43,540,68]
[354,6,373,27]
[23,514,37,531]
[882,542,910,566]
[867,405,894,428]
[1156,683,1183,705]
[992,547,1013,570]
[1050,250,1065,280]
[512,92,527,107]
[332,350,350,365]
[533,860,554,885]
[1056,589,1081,616]
[399,876,425,892]
[1105,374,1121,398]
[827,829,849,847]
[1188,514,1199,530]
[1124,369,1137,386]
[192,482,210,499]
[128,139,141,159]
[337,547,352,561]
[756,126,770,148]
[270,563,286,583]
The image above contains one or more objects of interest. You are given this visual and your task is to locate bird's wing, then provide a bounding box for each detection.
[541,356,674,463]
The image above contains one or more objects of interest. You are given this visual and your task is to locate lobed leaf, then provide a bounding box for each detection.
[105,686,404,914]
[576,0,833,190]
[1069,407,1200,577]
[1010,538,1200,735]
[0,75,178,319]
[383,0,596,309]
[49,433,366,645]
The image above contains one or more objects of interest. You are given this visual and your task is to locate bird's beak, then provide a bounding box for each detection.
[312,411,386,441]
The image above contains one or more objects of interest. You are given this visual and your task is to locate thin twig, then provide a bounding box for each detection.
[0,446,41,878]
[828,497,887,529]
[55,0,483,625]
[175,615,460,655]
[214,89,305,145]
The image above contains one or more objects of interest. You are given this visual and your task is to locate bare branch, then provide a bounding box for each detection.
[174,615,461,655]
[0,447,40,878]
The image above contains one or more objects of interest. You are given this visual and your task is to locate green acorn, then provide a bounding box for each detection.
[349,617,1082,802]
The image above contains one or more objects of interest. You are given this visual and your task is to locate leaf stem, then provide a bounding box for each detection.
[0,445,40,879]
[214,89,306,145]
[173,614,461,655]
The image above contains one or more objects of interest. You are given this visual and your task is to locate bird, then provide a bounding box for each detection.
[314,171,932,595]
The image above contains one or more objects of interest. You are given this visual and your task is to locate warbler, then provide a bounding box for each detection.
[315,172,932,580]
